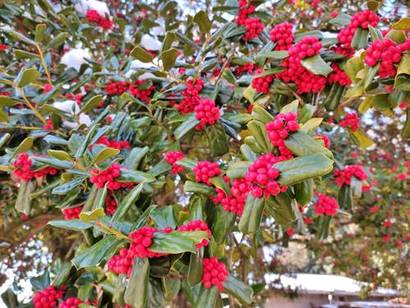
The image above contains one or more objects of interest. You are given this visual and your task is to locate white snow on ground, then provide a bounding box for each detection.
[74,0,110,16]
[52,100,91,128]
[140,34,162,51]
[60,48,91,71]
[265,273,399,296]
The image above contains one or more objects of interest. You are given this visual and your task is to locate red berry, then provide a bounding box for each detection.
[339,112,360,132]
[164,151,185,174]
[176,79,204,114]
[334,164,368,187]
[129,80,155,103]
[201,257,228,291]
[128,226,164,258]
[193,161,221,185]
[59,297,83,308]
[314,193,339,216]
[62,206,82,220]
[33,286,64,308]
[177,220,211,248]
[245,154,285,199]
[269,23,294,51]
[194,99,220,130]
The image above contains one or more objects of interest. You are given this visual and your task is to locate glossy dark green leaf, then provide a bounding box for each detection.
[131,45,154,62]
[52,177,85,195]
[206,124,229,156]
[184,181,215,195]
[46,32,69,49]
[301,55,332,76]
[123,147,149,170]
[150,206,176,229]
[72,236,123,269]
[265,193,295,227]
[194,11,212,33]
[193,287,219,308]
[247,120,272,153]
[294,179,314,205]
[275,153,334,186]
[30,272,50,291]
[124,259,150,308]
[47,150,72,161]
[120,169,156,183]
[175,115,200,139]
[238,194,264,235]
[163,277,181,302]
[338,184,353,210]
[110,183,143,222]
[52,262,72,287]
[48,219,92,231]
[15,181,33,215]
[251,105,274,124]
[285,131,333,158]
[93,147,120,165]
[14,136,33,154]
[15,67,40,87]
[161,48,178,71]
[188,253,203,286]
[80,95,104,113]
[32,156,74,169]
[150,231,208,254]
[227,161,251,179]
[223,274,253,305]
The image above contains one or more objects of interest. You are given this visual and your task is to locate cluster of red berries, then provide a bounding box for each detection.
[96,136,130,150]
[235,0,264,41]
[86,9,113,30]
[107,247,134,276]
[164,151,185,174]
[59,297,83,308]
[13,153,57,182]
[269,22,294,50]
[234,63,255,76]
[265,112,299,159]
[315,134,331,148]
[334,164,368,187]
[43,84,53,93]
[177,220,211,248]
[193,161,221,185]
[62,207,82,220]
[364,39,409,78]
[0,44,7,52]
[129,80,155,103]
[213,178,250,215]
[194,98,221,130]
[33,286,64,308]
[251,70,275,94]
[176,79,204,114]
[245,153,286,198]
[201,257,228,291]
[65,93,83,106]
[277,36,327,93]
[337,10,379,49]
[105,81,129,96]
[313,193,339,216]
[90,163,132,190]
[288,36,322,62]
[328,64,351,86]
[339,112,360,132]
[43,119,54,131]
[128,226,164,258]
[105,194,117,216]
